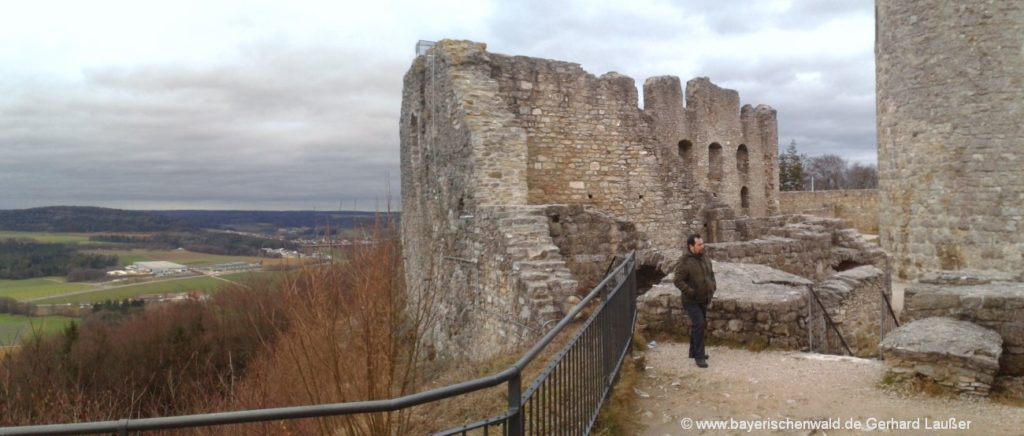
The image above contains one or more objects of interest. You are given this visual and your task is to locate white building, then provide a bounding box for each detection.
[132,261,189,277]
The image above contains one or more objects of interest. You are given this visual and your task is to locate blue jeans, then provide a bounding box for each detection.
[684,303,708,359]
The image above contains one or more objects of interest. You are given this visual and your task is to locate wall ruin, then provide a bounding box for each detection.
[401,40,881,359]
[779,189,879,234]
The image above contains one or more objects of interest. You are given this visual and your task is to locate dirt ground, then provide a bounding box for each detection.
[634,342,1024,435]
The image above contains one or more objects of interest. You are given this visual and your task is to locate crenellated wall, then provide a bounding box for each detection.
[645,77,779,220]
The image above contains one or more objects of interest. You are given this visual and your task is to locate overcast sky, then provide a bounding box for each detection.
[1,0,875,211]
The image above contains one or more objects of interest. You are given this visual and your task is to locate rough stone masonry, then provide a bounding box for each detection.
[876,1,1024,281]
[873,1,1024,392]
[401,40,882,360]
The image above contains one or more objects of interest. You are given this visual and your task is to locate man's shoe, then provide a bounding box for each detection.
[695,358,708,368]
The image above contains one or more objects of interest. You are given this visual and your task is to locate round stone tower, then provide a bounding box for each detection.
[876,1,1024,280]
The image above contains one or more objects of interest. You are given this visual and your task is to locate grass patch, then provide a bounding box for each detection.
[0,231,93,244]
[0,314,76,346]
[0,231,125,246]
[878,372,952,398]
[992,391,1024,408]
[0,278,95,301]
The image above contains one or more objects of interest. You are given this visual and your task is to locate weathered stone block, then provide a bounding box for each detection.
[903,281,1024,375]
[881,317,1002,396]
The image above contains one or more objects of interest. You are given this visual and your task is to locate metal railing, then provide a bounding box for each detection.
[879,254,900,355]
[806,284,852,356]
[0,251,638,436]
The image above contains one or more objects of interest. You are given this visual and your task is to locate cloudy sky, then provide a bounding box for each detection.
[1,0,875,211]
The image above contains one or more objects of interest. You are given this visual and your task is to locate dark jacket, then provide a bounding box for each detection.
[673,249,716,305]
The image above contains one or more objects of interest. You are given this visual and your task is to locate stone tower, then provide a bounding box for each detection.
[876,1,1024,280]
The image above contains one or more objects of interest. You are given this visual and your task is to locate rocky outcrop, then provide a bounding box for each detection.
[880,317,1002,396]
[637,261,811,349]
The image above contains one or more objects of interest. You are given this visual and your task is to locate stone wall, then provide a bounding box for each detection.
[637,262,810,350]
[705,215,885,281]
[483,51,779,251]
[398,40,840,362]
[876,1,1024,280]
[544,204,641,291]
[400,42,580,358]
[645,77,780,219]
[484,55,689,251]
[778,190,879,234]
[814,266,886,358]
[902,280,1024,376]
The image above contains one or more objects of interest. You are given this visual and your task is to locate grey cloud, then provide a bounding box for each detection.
[2,1,877,210]
[1,41,404,210]
[484,0,876,163]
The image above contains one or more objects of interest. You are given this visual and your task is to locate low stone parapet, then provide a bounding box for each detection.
[637,261,811,349]
[880,317,1002,396]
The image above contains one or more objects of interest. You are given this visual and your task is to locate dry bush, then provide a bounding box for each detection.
[0,214,430,436]
[198,215,430,435]
[0,280,289,426]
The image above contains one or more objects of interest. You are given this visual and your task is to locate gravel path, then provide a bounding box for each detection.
[635,342,1024,435]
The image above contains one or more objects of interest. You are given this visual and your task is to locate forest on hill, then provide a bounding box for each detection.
[0,207,190,233]
[0,206,397,235]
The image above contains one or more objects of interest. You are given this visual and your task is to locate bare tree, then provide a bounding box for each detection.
[845,162,879,189]
[803,154,847,191]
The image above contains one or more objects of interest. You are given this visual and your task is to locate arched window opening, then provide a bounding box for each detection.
[678,140,693,166]
[708,142,723,182]
[736,144,749,176]
[740,186,750,210]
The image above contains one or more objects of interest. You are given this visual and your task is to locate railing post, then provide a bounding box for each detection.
[507,373,523,436]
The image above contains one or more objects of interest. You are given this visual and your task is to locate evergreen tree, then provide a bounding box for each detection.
[779,140,806,191]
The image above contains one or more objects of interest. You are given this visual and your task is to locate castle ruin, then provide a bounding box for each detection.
[400,40,885,360]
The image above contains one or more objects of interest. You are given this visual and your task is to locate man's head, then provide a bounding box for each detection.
[687,233,704,255]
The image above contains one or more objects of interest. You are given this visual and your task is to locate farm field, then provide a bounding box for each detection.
[0,231,123,246]
[0,314,76,346]
[0,278,95,301]
[36,271,279,305]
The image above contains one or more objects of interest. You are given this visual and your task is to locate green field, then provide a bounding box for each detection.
[0,278,95,301]
[0,231,125,246]
[0,314,76,346]
[36,272,276,305]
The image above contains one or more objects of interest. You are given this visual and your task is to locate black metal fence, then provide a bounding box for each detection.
[879,254,900,355]
[0,252,638,436]
[806,284,852,356]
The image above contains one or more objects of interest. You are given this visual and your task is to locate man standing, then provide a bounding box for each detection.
[673,234,716,368]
